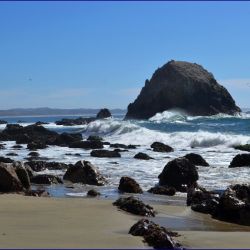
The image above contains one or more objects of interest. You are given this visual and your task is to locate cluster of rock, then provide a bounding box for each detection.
[187,184,250,226]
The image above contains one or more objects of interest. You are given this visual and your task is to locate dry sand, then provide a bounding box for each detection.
[0,194,250,248]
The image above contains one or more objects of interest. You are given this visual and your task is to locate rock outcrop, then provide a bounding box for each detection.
[63,160,106,186]
[125,60,241,119]
[96,108,111,119]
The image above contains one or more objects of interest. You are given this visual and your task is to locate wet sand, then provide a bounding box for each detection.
[0,194,250,248]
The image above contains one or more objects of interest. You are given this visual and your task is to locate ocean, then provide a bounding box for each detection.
[0,110,250,200]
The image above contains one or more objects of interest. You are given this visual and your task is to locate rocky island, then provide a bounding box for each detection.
[125,60,241,119]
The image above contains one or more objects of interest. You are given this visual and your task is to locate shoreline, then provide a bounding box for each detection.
[0,194,250,248]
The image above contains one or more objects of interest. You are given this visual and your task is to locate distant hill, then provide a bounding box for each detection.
[0,107,126,117]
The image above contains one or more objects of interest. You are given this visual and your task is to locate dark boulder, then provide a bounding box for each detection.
[25,161,68,172]
[151,142,174,153]
[234,144,250,152]
[148,186,176,196]
[90,149,121,158]
[129,219,180,249]
[229,154,250,168]
[213,184,250,225]
[118,176,143,193]
[0,120,7,124]
[158,157,199,191]
[87,189,100,197]
[6,153,18,156]
[184,153,209,166]
[187,185,220,214]
[0,156,14,163]
[28,151,40,157]
[0,163,24,192]
[125,60,241,119]
[113,196,155,216]
[12,145,23,149]
[63,160,106,186]
[31,174,63,185]
[96,108,111,119]
[134,152,153,160]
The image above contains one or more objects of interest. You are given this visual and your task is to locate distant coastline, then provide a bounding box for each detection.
[0,107,126,117]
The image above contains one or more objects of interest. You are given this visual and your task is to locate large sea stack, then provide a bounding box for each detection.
[125,60,241,119]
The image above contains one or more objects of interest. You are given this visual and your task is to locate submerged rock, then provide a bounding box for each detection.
[0,156,14,163]
[148,186,176,196]
[87,189,100,197]
[63,160,106,186]
[69,140,104,149]
[118,176,143,193]
[110,143,136,149]
[113,196,155,216]
[90,149,121,158]
[151,142,174,153]
[96,108,111,119]
[184,153,209,166]
[234,144,250,152]
[129,219,180,249]
[125,60,241,119]
[158,157,198,191]
[229,154,250,168]
[134,152,153,160]
[87,135,103,141]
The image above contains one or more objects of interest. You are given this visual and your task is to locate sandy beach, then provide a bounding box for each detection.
[0,194,250,249]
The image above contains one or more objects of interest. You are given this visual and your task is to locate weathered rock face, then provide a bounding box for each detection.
[125,60,241,119]
[129,219,180,249]
[113,196,155,216]
[90,149,121,158]
[63,160,106,186]
[0,163,24,192]
[158,157,199,191]
[118,176,143,193]
[96,108,111,119]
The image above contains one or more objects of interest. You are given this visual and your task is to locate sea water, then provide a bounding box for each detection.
[0,110,250,199]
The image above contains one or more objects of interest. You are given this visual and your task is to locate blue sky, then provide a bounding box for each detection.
[0,1,250,109]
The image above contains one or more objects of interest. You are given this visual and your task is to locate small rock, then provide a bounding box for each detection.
[184,153,209,166]
[234,144,250,152]
[134,152,153,160]
[113,196,155,216]
[151,142,174,152]
[148,186,176,196]
[6,153,18,156]
[229,154,250,168]
[129,219,180,249]
[118,176,143,194]
[90,149,121,158]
